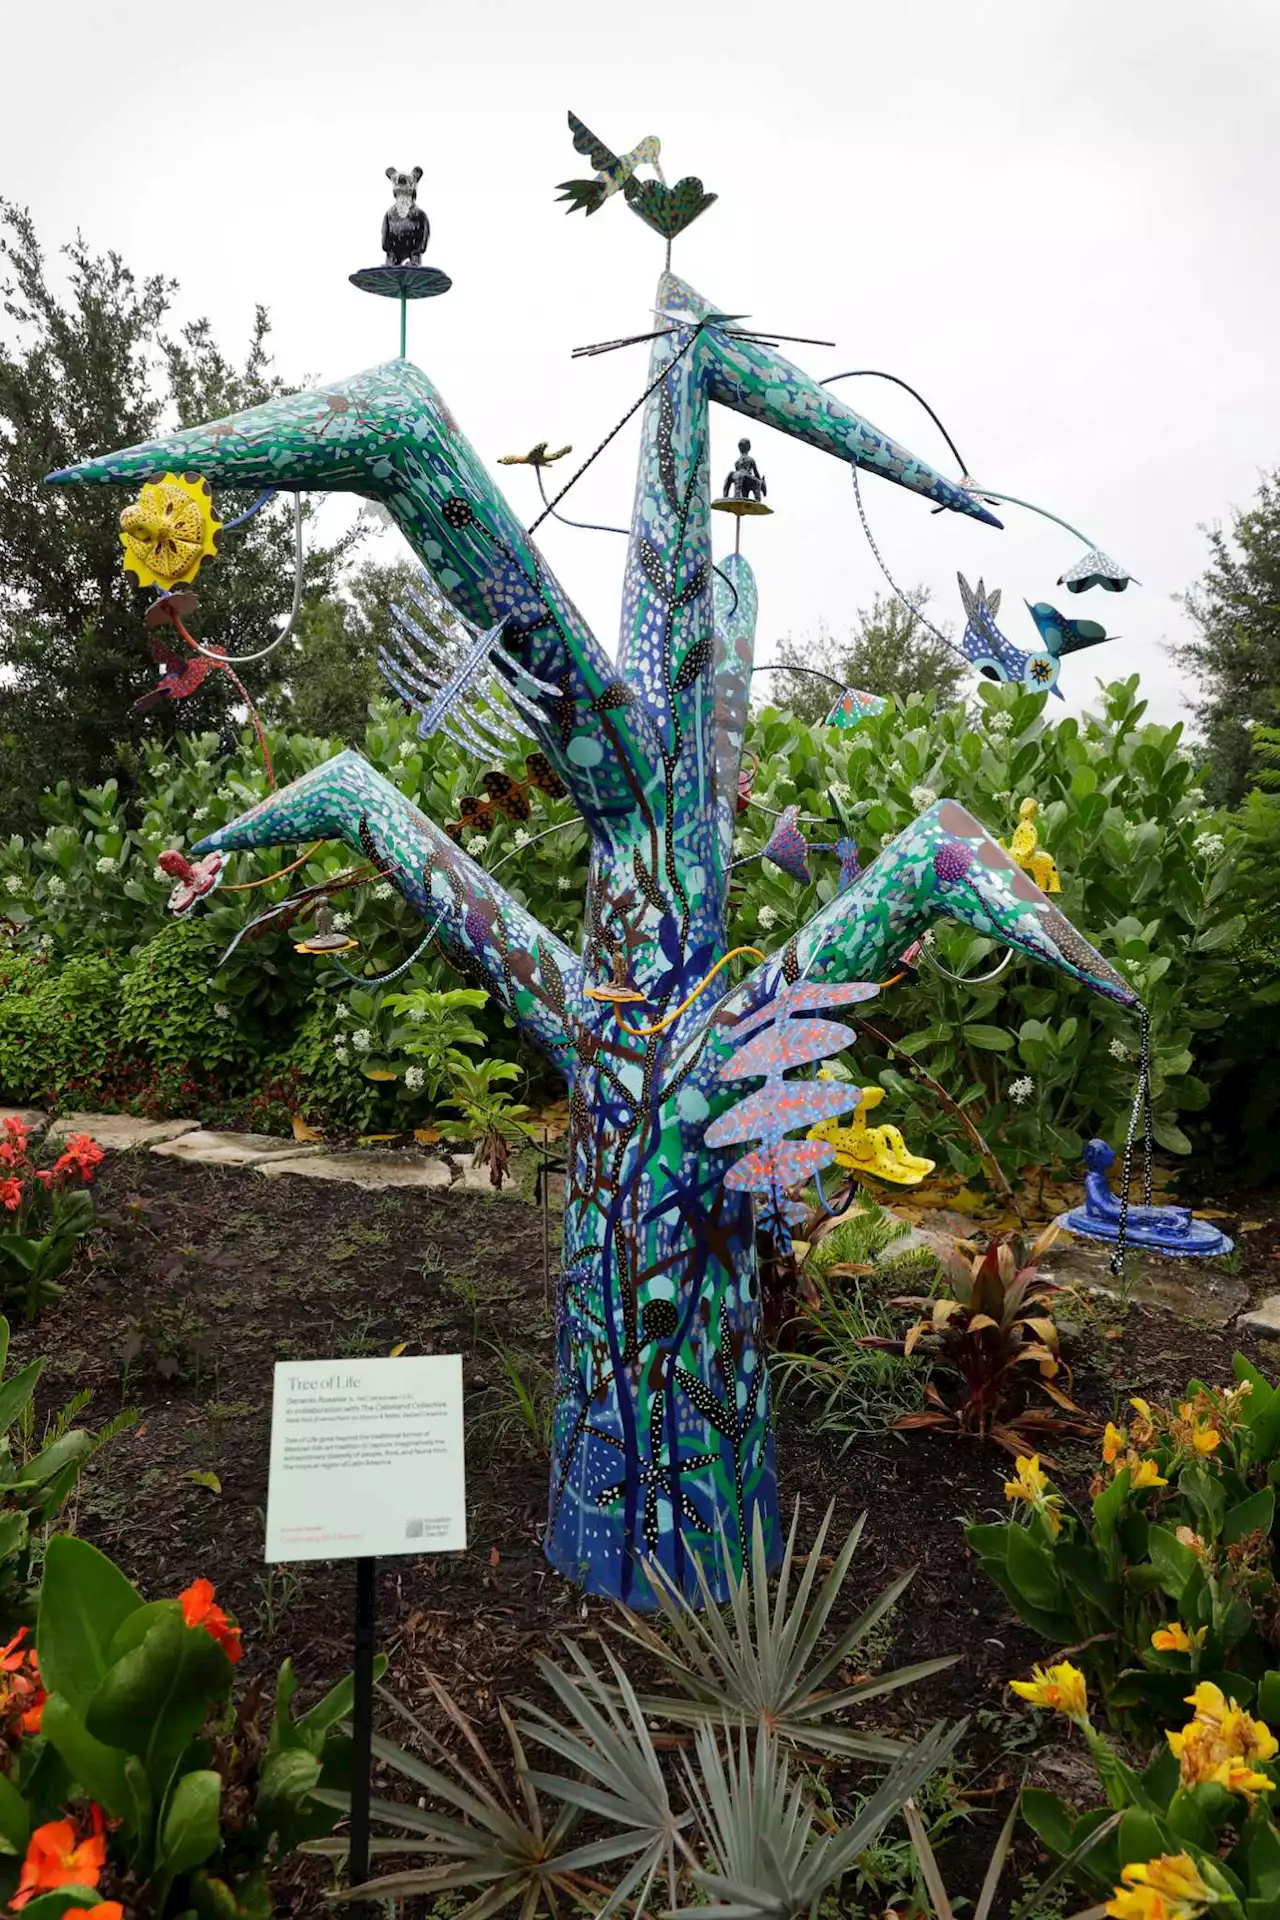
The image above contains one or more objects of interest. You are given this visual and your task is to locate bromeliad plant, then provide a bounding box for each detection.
[7,1536,368,1918]
[1010,1658,1280,1920]
[860,1226,1091,1457]
[0,1120,103,1322]
[968,1359,1280,1737]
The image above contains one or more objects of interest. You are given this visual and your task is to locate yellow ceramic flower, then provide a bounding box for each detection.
[1003,1454,1063,1536]
[1107,1853,1214,1920]
[1103,1421,1127,1465]
[119,474,221,590]
[1010,1660,1089,1723]
[1151,1622,1206,1653]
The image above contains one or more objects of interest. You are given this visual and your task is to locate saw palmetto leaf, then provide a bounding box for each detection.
[517,1638,689,1918]
[308,1674,648,1917]
[668,1716,968,1920]
[615,1502,957,1761]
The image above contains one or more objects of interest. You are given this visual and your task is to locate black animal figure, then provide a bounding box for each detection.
[382,167,430,266]
[723,439,766,503]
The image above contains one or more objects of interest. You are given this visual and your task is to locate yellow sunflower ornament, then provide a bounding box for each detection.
[119,473,221,590]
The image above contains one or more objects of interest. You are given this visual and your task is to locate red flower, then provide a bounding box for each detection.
[0,1182,20,1213]
[10,1806,105,1910]
[33,1172,51,1190]
[178,1578,243,1664]
[0,1630,46,1740]
[64,1908,122,1920]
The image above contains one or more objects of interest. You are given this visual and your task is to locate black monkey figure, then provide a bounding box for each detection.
[723,438,766,503]
[382,167,430,266]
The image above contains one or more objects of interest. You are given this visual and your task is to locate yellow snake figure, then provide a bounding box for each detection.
[807,1085,936,1186]
[1002,796,1061,894]
[119,473,221,590]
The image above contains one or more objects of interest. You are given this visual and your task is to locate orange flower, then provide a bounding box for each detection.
[0,1629,46,1741]
[179,1578,243,1664]
[0,1182,20,1213]
[63,1908,122,1920]
[10,1806,105,1910]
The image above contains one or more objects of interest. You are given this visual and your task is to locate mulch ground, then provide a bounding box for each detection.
[17,1150,1280,1918]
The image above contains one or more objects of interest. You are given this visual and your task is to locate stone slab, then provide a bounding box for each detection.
[1042,1238,1249,1329]
[1238,1295,1280,1337]
[151,1129,318,1167]
[47,1112,200,1151]
[257,1151,452,1190]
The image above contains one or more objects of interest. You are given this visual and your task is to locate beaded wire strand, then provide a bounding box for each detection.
[1109,1005,1153,1277]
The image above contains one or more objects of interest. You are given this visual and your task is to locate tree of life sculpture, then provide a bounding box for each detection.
[49,269,1139,1607]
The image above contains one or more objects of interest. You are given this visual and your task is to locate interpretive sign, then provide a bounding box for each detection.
[265,1355,466,1563]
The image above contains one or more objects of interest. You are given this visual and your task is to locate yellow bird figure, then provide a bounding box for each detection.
[1002,796,1061,894]
[119,473,221,590]
[497,442,572,467]
[808,1086,936,1187]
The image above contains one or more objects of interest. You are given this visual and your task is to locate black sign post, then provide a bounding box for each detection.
[348,1556,377,1890]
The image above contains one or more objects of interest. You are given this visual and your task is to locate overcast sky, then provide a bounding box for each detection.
[5,0,1279,730]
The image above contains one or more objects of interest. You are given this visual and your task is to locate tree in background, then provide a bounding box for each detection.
[283,556,420,741]
[0,204,355,831]
[762,588,970,723]
[1178,469,1280,806]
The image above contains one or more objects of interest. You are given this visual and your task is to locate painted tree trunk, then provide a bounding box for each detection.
[48,273,1139,1607]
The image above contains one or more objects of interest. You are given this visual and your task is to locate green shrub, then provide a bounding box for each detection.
[0,955,121,1108]
[119,919,265,1097]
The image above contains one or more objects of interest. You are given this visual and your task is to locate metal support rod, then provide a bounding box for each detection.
[348,1556,377,1889]
[541,1129,551,1309]
[399,295,407,360]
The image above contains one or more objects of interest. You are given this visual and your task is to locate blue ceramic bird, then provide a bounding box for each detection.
[957,575,1113,700]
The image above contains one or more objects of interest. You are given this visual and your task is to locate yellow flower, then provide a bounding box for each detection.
[1107,1853,1214,1920]
[1151,1622,1206,1653]
[119,474,221,590]
[1129,1457,1168,1488]
[1103,1421,1127,1465]
[1129,1397,1158,1448]
[1167,1684,1279,1800]
[1175,1525,1206,1559]
[1010,1660,1089,1723]
[1193,1427,1221,1455]
[1003,1454,1063,1536]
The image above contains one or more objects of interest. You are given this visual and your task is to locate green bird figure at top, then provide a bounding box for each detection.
[556,109,664,215]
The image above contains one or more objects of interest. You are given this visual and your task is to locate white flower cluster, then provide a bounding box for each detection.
[1108,1038,1131,1062]
[153,864,171,884]
[831,782,853,804]
[192,805,210,822]
[350,1028,373,1053]
[406,1004,426,1024]
[333,1044,350,1066]
[95,855,118,876]
[557,875,573,892]
[909,785,937,812]
[986,710,1013,740]
[758,905,778,930]
[4,876,23,896]
[1194,832,1225,862]
[467,835,487,856]
[373,881,394,901]
[332,911,352,930]
[1185,788,1206,809]
[513,828,531,850]
[404,1066,426,1093]
[46,876,66,899]
[1008,1075,1035,1105]
[213,1003,231,1021]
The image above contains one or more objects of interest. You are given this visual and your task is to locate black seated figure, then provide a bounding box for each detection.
[723,438,766,503]
[382,167,430,266]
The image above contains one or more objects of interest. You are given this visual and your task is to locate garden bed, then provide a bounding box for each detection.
[18,1150,1280,1917]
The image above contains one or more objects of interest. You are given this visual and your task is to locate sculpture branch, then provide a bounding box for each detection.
[196,751,583,1077]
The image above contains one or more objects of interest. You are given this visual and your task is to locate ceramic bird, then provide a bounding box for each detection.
[497,442,572,467]
[808,1086,936,1186]
[1025,600,1112,660]
[556,111,664,215]
[1003,797,1061,894]
[958,574,1063,699]
[133,636,215,714]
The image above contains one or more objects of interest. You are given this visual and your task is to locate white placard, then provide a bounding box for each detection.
[265,1355,466,1562]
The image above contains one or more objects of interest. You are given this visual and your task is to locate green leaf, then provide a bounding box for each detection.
[87,1610,232,1787]
[294,1655,387,1749]
[0,1358,44,1437]
[157,1768,222,1881]
[1117,1807,1171,1865]
[1147,1524,1197,1596]
[1006,1523,1062,1610]
[255,1748,322,1848]
[1223,1487,1275,1546]
[40,1693,138,1830]
[1020,1787,1075,1857]
[964,1024,1016,1052]
[16,1891,105,1920]
[1193,914,1245,952]
[1152,1116,1193,1154]
[1257,1671,1280,1726]
[38,1536,143,1714]
[0,1772,30,1855]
